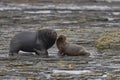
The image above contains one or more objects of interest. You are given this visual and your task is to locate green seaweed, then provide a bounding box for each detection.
[96,32,120,50]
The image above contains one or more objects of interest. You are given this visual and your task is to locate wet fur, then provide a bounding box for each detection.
[9,29,57,56]
[56,35,90,56]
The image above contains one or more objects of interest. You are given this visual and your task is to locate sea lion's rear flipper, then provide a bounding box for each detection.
[34,48,48,56]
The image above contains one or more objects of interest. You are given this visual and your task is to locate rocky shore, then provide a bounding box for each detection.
[0,0,120,80]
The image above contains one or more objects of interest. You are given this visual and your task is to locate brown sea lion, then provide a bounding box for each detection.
[56,35,90,56]
[9,29,57,56]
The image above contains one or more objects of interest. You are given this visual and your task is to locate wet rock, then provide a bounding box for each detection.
[96,32,120,50]
[57,62,75,70]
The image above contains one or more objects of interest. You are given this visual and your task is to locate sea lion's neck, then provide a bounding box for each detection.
[57,38,67,50]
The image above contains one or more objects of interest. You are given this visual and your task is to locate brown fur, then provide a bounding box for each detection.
[56,35,90,56]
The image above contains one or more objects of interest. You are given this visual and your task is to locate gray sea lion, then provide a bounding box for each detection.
[9,29,57,56]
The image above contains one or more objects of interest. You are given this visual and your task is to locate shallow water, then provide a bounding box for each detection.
[0,0,120,80]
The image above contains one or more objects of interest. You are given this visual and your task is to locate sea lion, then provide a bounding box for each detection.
[56,35,90,56]
[9,29,57,56]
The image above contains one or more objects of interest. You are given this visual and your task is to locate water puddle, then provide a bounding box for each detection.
[52,70,92,75]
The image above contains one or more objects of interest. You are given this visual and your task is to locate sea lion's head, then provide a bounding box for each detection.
[56,34,67,51]
[57,34,66,43]
[38,29,57,49]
